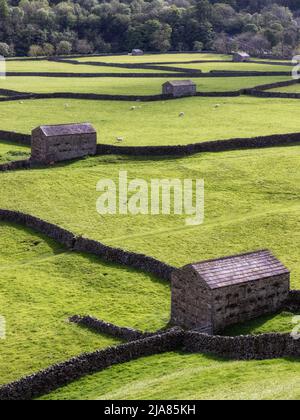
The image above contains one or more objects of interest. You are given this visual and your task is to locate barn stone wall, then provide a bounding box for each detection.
[31,128,97,164]
[171,267,213,333]
[212,274,290,332]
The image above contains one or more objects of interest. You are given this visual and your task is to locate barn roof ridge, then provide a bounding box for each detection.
[184,249,290,290]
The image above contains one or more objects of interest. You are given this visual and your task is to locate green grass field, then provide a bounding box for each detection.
[0,76,290,95]
[270,84,300,93]
[0,96,300,146]
[0,52,299,400]
[5,59,169,74]
[0,141,29,164]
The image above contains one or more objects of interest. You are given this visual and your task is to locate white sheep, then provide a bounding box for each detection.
[179,112,185,117]
[116,137,124,142]
[130,106,136,110]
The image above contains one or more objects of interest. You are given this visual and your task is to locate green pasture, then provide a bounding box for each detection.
[0,145,299,398]
[0,76,290,95]
[40,354,300,400]
[270,84,300,93]
[0,96,300,146]
[0,141,29,164]
[1,52,299,400]
[5,59,168,74]
[75,53,231,64]
[165,61,293,73]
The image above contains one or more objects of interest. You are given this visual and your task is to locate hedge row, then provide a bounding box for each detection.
[0,328,184,401]
[0,209,175,281]
[69,315,153,342]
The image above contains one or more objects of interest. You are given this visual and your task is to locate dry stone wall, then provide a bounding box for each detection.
[184,330,300,360]
[0,328,184,401]
[0,209,175,281]
[70,315,153,341]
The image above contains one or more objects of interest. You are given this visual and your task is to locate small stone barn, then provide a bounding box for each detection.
[171,250,290,334]
[132,49,144,56]
[162,80,197,98]
[31,123,97,164]
[233,52,251,62]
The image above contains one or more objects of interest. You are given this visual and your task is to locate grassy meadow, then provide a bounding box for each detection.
[0,75,291,95]
[0,52,299,400]
[0,96,300,146]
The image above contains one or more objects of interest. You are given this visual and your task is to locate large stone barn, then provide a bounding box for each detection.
[233,51,250,62]
[171,250,290,334]
[31,123,97,164]
[162,80,197,98]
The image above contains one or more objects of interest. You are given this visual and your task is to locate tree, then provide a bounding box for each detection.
[0,0,8,19]
[76,39,94,54]
[56,40,72,55]
[0,42,11,57]
[28,44,44,57]
[43,43,55,56]
[193,41,204,51]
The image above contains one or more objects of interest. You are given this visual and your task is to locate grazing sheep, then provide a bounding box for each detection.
[179,112,185,117]
[116,137,124,142]
[130,106,136,110]
[214,104,221,108]
[64,103,70,108]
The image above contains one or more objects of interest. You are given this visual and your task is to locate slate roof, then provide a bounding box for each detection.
[39,123,96,137]
[163,80,196,87]
[187,250,289,290]
[235,52,250,57]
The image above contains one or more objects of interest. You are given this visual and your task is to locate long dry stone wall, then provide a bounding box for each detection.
[0,130,31,145]
[0,328,184,401]
[0,209,175,281]
[70,315,153,341]
[184,330,300,360]
[96,132,300,157]
[0,159,31,172]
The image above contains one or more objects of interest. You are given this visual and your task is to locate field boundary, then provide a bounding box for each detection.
[1,130,300,166]
[0,209,174,280]
[1,303,300,400]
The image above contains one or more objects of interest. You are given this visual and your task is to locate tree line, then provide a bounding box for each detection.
[0,0,299,58]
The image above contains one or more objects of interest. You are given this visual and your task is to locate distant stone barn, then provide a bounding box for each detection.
[131,49,144,56]
[233,52,251,62]
[171,250,290,334]
[31,123,97,164]
[162,80,197,98]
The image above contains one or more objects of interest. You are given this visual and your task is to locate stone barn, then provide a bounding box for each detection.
[131,49,144,56]
[162,80,197,98]
[233,52,250,62]
[171,250,290,334]
[31,123,97,164]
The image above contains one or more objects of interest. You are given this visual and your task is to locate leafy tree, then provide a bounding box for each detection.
[56,40,72,55]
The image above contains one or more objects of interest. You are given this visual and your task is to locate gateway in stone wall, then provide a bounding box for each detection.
[31,123,97,164]
[171,250,290,334]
